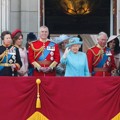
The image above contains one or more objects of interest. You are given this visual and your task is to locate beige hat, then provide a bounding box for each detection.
[107,35,120,43]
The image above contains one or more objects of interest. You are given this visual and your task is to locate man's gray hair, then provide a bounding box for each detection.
[97,31,108,40]
[39,25,49,32]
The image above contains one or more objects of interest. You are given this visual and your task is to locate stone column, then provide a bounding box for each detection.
[0,0,10,44]
[21,0,39,45]
[10,0,21,31]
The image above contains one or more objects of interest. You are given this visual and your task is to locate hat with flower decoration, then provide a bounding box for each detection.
[66,37,83,48]
[54,34,73,44]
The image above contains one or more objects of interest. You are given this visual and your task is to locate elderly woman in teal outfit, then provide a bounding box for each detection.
[60,37,90,76]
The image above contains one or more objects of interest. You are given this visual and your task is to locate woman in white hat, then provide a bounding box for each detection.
[60,37,90,76]
[54,34,72,76]
[107,35,120,70]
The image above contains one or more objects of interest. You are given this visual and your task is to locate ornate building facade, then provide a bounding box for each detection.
[0,0,120,46]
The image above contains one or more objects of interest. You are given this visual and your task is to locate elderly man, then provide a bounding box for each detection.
[87,32,116,76]
[28,26,60,76]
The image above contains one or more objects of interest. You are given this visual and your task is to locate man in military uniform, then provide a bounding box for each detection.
[28,26,60,76]
[0,31,22,76]
[87,32,116,76]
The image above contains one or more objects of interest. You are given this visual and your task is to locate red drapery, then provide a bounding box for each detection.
[0,77,120,120]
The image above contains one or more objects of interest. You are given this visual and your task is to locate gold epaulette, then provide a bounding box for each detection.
[0,51,6,59]
[30,43,44,52]
[30,43,44,59]
[89,47,104,65]
[89,47,103,57]
[0,50,8,63]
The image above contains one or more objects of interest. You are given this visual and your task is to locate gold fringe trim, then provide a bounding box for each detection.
[31,43,43,52]
[0,50,9,63]
[30,43,44,59]
[34,47,44,59]
[90,48,103,57]
[49,61,58,69]
[0,51,6,63]
[32,61,41,68]
[89,48,104,65]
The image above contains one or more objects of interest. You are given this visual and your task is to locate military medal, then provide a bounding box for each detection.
[9,59,13,64]
[108,57,111,61]
[47,46,55,51]
[50,51,54,56]
[107,61,110,66]
[50,57,54,61]
[106,50,112,56]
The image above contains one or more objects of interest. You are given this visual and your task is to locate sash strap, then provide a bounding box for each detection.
[38,42,55,61]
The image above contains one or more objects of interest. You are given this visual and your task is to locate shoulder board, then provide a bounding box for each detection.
[88,45,103,57]
[30,42,44,52]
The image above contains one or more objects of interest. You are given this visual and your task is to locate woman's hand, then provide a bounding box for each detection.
[11,64,16,69]
[63,47,70,58]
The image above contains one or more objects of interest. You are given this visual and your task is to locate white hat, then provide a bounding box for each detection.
[54,34,73,44]
[107,35,120,43]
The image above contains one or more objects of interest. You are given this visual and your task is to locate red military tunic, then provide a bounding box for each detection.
[28,39,60,76]
[87,45,116,76]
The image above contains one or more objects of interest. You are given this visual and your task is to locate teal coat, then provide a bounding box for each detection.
[60,51,90,76]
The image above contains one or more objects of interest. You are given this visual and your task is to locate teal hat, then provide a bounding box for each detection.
[66,37,83,48]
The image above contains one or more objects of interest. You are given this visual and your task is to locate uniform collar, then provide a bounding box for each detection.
[96,44,105,50]
[3,44,11,48]
[40,38,48,43]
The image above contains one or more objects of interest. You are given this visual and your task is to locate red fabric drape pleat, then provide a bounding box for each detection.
[0,77,120,120]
